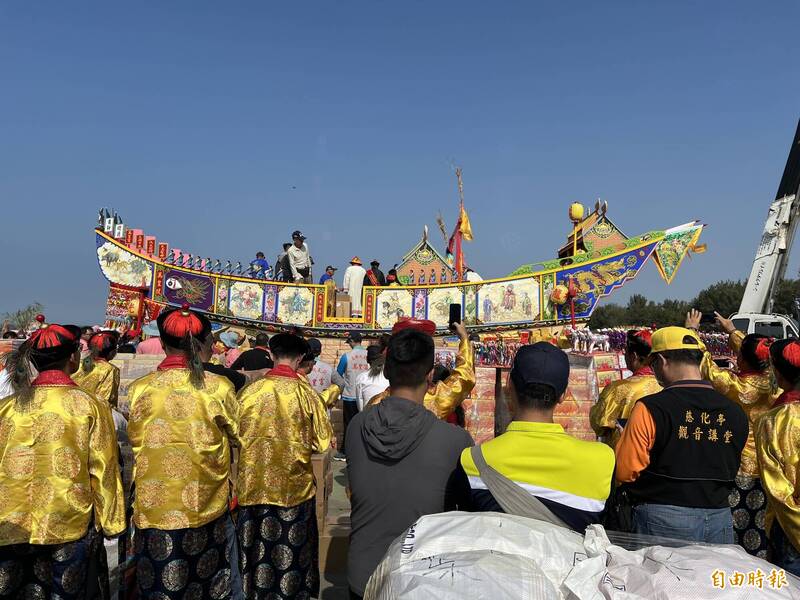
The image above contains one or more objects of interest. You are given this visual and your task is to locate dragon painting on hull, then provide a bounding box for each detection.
[94,205,705,336]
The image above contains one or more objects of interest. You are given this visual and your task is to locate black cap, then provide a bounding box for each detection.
[307,338,322,356]
[510,342,570,397]
[269,333,309,358]
[370,260,380,266]
[292,230,305,240]
[325,265,337,272]
[347,331,363,343]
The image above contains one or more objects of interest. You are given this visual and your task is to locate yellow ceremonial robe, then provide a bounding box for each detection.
[369,337,476,419]
[127,362,240,530]
[756,396,800,551]
[702,331,781,477]
[590,369,662,448]
[236,365,332,508]
[73,359,121,408]
[0,371,125,545]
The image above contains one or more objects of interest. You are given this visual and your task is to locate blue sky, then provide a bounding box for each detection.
[2,2,799,324]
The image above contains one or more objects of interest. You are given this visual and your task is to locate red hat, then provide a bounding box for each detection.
[88,330,120,356]
[157,303,212,348]
[392,317,436,336]
[26,322,82,369]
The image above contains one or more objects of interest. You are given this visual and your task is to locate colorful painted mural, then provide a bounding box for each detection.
[162,270,215,311]
[277,287,314,325]
[556,243,657,319]
[229,281,263,320]
[479,278,539,324]
[97,241,152,288]
[427,286,462,328]
[375,289,413,329]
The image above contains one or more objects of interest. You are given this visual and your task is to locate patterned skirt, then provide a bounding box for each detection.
[729,473,769,558]
[237,499,319,599]
[134,511,233,599]
[0,527,109,599]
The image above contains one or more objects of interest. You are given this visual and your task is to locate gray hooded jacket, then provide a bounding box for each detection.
[345,396,473,595]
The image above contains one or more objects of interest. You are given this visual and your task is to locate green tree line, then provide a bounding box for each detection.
[588,280,800,328]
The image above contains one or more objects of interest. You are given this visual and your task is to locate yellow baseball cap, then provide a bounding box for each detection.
[649,326,702,354]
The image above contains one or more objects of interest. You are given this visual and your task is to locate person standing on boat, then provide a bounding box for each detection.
[363,260,386,287]
[288,230,313,284]
[276,242,293,282]
[249,252,271,279]
[342,257,367,316]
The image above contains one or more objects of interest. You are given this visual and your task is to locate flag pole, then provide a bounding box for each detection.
[455,167,465,281]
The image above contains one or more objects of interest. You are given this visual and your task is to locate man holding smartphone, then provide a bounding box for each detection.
[368,314,475,420]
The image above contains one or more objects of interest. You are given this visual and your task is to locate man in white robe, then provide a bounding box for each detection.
[342,257,367,317]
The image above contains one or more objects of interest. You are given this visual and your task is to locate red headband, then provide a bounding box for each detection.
[162,303,205,338]
[392,317,436,336]
[782,342,800,368]
[29,324,77,349]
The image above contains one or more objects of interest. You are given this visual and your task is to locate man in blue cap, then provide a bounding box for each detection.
[459,342,615,530]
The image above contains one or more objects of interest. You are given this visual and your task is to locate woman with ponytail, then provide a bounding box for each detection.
[0,319,125,597]
[685,309,781,558]
[73,330,121,408]
[125,304,242,598]
[756,339,800,576]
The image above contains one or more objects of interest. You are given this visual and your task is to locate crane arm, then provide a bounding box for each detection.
[739,120,800,314]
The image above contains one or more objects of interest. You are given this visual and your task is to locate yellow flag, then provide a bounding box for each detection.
[459,205,473,241]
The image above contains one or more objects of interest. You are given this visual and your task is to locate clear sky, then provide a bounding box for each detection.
[2,2,799,324]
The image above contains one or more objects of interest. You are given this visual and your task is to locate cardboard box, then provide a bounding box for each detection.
[335,300,351,318]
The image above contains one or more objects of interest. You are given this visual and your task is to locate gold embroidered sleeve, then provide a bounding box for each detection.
[590,380,625,436]
[701,343,744,399]
[757,407,800,550]
[428,338,476,419]
[88,402,126,537]
[303,386,332,454]
[318,384,341,409]
[95,368,120,408]
[212,384,240,448]
[729,330,745,353]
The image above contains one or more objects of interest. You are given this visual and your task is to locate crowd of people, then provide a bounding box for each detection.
[246,231,401,290]
[1,304,800,598]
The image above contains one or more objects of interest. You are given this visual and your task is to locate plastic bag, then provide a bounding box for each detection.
[365,513,800,599]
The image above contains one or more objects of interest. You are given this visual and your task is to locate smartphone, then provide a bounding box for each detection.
[448,303,462,326]
[700,312,716,325]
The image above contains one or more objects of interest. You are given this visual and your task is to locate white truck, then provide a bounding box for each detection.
[731,119,800,339]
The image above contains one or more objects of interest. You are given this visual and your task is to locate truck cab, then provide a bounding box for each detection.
[730,312,799,339]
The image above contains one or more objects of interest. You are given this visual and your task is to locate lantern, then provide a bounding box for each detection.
[569,202,585,224]
[550,284,570,305]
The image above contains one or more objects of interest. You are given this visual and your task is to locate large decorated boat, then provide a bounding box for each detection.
[94,202,704,337]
